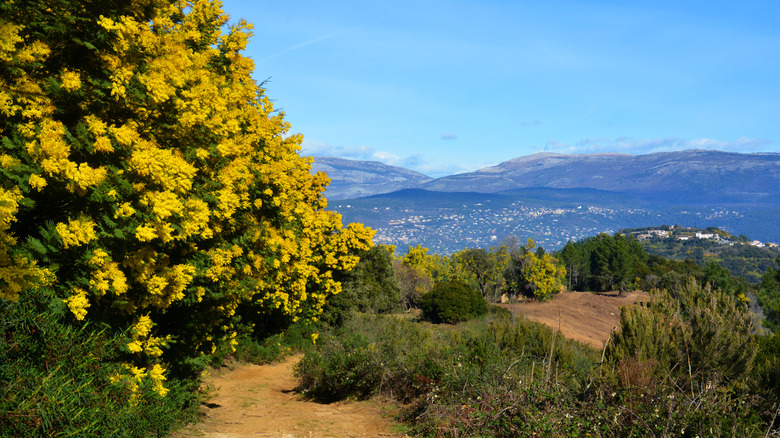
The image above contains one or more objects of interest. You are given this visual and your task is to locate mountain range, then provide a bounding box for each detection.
[312,150,780,253]
[314,150,780,202]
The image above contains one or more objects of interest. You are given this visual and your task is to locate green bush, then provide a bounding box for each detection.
[752,332,780,401]
[0,288,200,437]
[605,279,756,386]
[295,330,382,402]
[420,280,487,324]
[597,280,769,437]
[297,307,777,437]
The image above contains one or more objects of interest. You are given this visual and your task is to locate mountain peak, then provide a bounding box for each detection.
[311,156,432,200]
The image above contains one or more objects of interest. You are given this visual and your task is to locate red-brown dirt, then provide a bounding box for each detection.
[497,290,650,349]
[173,355,408,438]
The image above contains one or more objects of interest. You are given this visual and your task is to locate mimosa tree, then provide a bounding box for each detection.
[0,0,372,391]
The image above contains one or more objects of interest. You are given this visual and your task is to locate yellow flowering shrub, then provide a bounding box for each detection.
[1,0,373,386]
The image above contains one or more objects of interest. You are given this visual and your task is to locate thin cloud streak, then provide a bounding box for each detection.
[258,16,386,64]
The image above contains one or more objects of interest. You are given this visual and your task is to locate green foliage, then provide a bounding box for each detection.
[296,314,446,403]
[0,288,200,437]
[757,257,780,331]
[295,330,382,402]
[297,303,776,437]
[751,332,780,404]
[606,279,756,385]
[449,246,510,302]
[555,232,760,296]
[631,226,780,284]
[323,244,402,325]
[211,317,319,366]
[598,280,766,436]
[420,279,487,324]
[393,260,432,311]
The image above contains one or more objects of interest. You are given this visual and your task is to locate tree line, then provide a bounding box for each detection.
[330,232,780,332]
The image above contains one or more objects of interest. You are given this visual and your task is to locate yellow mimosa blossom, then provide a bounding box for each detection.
[15,40,49,63]
[148,364,169,396]
[114,202,135,219]
[60,69,81,91]
[0,21,23,62]
[64,287,90,320]
[28,174,46,191]
[55,217,97,248]
[0,154,15,168]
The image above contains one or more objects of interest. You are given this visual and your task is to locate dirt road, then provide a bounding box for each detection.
[173,355,407,438]
[498,290,650,348]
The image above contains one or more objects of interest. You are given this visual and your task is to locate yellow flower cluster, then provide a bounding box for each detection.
[206,245,243,282]
[64,287,90,320]
[112,363,169,399]
[88,248,128,297]
[129,141,196,194]
[123,247,196,309]
[127,314,170,357]
[0,21,22,60]
[60,68,81,92]
[0,187,46,300]
[28,174,47,191]
[26,118,107,194]
[55,216,97,248]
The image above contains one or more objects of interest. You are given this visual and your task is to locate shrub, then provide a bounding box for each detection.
[598,279,767,436]
[296,311,776,437]
[752,331,780,401]
[0,288,200,437]
[420,280,487,324]
[605,279,756,385]
[295,330,382,402]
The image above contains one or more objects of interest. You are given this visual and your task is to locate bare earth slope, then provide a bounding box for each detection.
[173,355,406,438]
[498,290,650,349]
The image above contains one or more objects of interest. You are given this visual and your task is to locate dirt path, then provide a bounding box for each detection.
[498,290,650,349]
[174,292,647,437]
[173,355,407,438]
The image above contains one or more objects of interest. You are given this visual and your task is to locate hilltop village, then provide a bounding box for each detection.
[626,225,778,248]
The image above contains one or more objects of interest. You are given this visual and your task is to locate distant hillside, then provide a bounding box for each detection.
[311,157,431,200]
[421,150,780,201]
[622,226,780,283]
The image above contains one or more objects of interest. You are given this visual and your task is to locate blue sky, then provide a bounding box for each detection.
[220,0,780,177]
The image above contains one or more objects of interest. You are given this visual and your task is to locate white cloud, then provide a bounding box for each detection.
[301,140,376,160]
[543,136,773,155]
